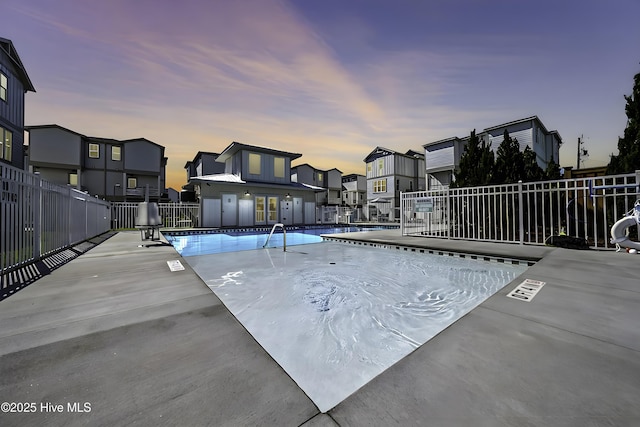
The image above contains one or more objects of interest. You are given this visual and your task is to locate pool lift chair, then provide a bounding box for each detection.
[134,190,163,241]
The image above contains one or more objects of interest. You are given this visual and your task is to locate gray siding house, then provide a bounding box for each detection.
[341,174,366,208]
[424,116,563,189]
[364,147,426,222]
[0,37,35,169]
[26,124,167,201]
[291,163,343,206]
[189,142,318,227]
[182,151,226,202]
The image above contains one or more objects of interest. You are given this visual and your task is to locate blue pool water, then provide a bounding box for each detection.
[164,226,395,256]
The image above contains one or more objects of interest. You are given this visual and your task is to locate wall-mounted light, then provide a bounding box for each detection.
[285,193,291,198]
[244,190,251,197]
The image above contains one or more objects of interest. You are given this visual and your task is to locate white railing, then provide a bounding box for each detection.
[263,223,286,251]
[401,171,640,249]
[111,202,200,229]
[1,163,111,293]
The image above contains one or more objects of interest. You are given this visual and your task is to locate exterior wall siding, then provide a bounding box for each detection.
[124,140,161,172]
[240,151,291,184]
[425,142,455,172]
[28,127,82,167]
[0,56,26,168]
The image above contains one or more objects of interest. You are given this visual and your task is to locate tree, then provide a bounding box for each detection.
[478,138,495,185]
[545,154,561,180]
[607,71,640,174]
[493,129,524,184]
[522,146,544,182]
[452,130,493,187]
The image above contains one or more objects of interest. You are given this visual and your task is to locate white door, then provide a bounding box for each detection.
[222,194,237,227]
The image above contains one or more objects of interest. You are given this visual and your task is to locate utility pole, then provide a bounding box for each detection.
[576,135,589,169]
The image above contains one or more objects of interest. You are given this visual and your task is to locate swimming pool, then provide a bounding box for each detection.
[182,240,527,412]
[164,225,397,256]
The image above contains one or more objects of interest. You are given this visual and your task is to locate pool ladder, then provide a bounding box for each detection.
[263,223,286,251]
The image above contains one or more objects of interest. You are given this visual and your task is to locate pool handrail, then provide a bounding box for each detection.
[263,223,286,251]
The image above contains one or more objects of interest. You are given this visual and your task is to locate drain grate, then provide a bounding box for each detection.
[506,279,546,302]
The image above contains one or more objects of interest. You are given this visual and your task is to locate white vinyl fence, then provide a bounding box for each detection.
[1,163,111,299]
[111,202,200,229]
[401,171,640,249]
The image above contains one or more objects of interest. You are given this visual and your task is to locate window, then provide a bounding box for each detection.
[88,143,100,158]
[255,196,265,223]
[249,153,261,175]
[127,177,137,188]
[378,159,384,173]
[318,173,323,183]
[111,146,121,161]
[373,179,386,193]
[69,173,78,186]
[0,127,12,161]
[274,157,285,178]
[367,163,372,173]
[0,72,7,102]
[268,196,278,222]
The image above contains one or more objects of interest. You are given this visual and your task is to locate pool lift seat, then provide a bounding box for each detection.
[135,201,162,241]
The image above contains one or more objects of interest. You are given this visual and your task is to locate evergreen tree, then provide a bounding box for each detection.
[478,139,495,185]
[522,146,544,182]
[607,71,640,174]
[545,154,561,180]
[453,130,494,187]
[493,129,524,184]
[452,130,481,188]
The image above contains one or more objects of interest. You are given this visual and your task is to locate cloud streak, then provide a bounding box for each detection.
[6,0,640,189]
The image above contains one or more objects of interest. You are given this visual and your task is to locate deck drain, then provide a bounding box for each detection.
[506,279,546,302]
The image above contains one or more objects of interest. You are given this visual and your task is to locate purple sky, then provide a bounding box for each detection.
[5,0,640,189]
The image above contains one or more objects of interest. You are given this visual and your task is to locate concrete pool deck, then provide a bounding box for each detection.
[1,229,639,426]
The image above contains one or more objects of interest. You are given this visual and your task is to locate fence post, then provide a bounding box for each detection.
[34,174,42,260]
[518,180,524,244]
[446,188,451,239]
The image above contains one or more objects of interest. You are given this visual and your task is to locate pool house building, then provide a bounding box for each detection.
[188,142,319,228]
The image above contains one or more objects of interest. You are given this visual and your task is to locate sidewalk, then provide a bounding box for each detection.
[1,230,639,426]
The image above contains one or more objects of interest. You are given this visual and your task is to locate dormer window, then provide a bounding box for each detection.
[274,157,285,178]
[249,153,261,175]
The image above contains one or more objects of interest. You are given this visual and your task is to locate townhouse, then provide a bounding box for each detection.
[0,37,35,169]
[424,116,562,190]
[364,147,425,222]
[26,124,167,201]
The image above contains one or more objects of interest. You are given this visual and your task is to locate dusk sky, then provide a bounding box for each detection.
[5,0,640,190]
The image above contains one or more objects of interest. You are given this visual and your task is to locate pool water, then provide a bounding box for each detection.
[164,226,394,256]
[183,241,527,412]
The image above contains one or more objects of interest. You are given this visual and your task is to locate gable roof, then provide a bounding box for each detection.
[217,141,302,162]
[0,37,35,92]
[363,146,424,163]
[25,124,84,137]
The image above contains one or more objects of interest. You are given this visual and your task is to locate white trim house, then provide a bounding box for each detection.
[364,147,425,222]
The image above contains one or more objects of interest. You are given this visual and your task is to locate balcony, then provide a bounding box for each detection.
[126,186,160,198]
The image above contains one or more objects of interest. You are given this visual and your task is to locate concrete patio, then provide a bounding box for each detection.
[1,230,639,426]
